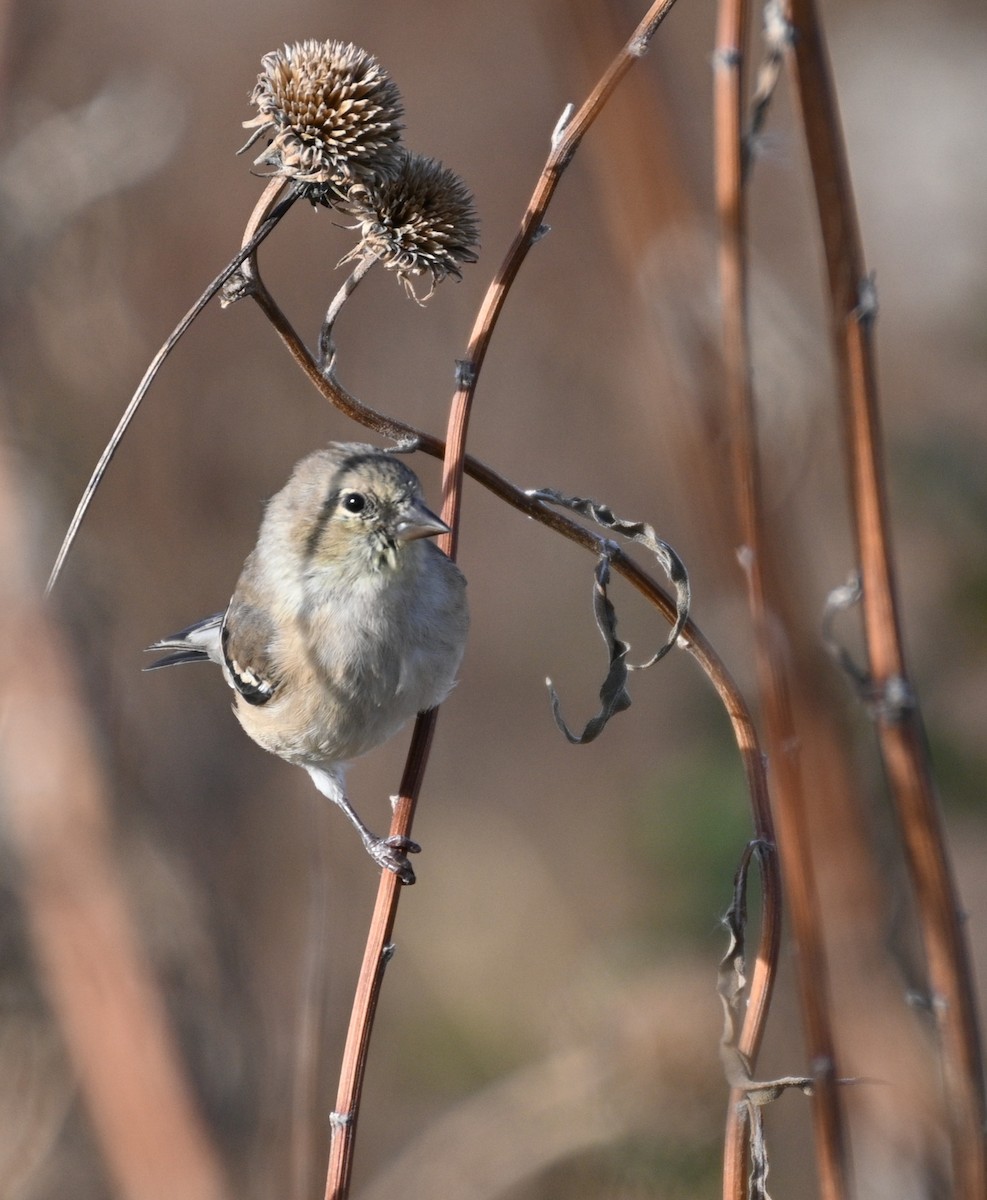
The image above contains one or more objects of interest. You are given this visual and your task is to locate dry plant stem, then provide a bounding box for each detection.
[44,178,300,597]
[234,182,418,444]
[784,1,987,1194]
[232,177,288,294]
[438,0,682,476]
[715,14,757,1199]
[323,710,438,1200]
[0,449,229,1200]
[319,255,377,373]
[715,2,849,1197]
[715,21,763,1200]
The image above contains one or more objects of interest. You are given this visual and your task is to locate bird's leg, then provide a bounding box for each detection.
[306,768,420,884]
[334,791,421,885]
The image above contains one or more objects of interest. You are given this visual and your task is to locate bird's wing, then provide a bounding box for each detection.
[144,612,224,670]
[220,598,281,706]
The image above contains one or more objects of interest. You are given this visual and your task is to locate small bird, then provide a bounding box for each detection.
[146,443,468,883]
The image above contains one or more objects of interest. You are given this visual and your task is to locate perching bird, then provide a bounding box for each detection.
[146,443,468,883]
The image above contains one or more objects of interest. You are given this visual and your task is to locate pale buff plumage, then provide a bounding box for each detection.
[147,444,468,882]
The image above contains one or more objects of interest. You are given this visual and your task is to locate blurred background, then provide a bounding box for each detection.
[1,0,986,1196]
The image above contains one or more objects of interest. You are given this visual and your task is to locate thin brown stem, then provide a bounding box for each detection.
[323,711,438,1200]
[715,0,850,1196]
[226,188,441,1200]
[784,2,986,1195]
[717,22,758,1199]
[446,0,680,413]
[233,185,418,446]
[322,144,480,1200]
[318,255,377,375]
[45,177,301,597]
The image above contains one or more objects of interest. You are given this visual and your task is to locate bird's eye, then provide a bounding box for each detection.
[342,492,367,514]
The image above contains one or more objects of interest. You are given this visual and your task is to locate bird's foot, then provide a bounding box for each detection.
[366,835,421,885]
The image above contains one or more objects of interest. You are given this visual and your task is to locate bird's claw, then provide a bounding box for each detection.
[369,835,421,885]
[383,834,421,854]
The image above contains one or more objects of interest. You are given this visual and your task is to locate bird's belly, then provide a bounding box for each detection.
[231,580,464,773]
[232,664,421,769]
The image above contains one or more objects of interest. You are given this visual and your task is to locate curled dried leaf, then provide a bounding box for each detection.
[529,488,690,743]
[546,549,632,745]
[718,841,760,1088]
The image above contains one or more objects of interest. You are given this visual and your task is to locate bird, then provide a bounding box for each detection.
[146,443,468,883]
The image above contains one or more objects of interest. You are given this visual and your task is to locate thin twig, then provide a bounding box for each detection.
[45,178,301,597]
[232,185,420,446]
[323,711,438,1200]
[318,255,377,375]
[440,0,680,409]
[783,1,987,1194]
[714,0,849,1196]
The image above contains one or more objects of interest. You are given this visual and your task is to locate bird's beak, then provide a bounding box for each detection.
[394,500,450,542]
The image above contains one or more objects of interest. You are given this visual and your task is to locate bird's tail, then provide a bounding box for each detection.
[144,612,224,671]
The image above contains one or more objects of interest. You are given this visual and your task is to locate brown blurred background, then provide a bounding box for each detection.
[1,0,986,1196]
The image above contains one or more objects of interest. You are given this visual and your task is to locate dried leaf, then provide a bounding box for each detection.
[528,488,690,745]
[547,549,632,745]
[719,840,816,1199]
[530,488,690,668]
[718,841,759,1088]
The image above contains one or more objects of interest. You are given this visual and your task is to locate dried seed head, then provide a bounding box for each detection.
[345,151,479,301]
[242,40,404,190]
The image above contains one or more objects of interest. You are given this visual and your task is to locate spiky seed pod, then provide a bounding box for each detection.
[344,151,479,301]
[242,40,404,191]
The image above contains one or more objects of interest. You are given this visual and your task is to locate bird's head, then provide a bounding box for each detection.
[284,445,448,579]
